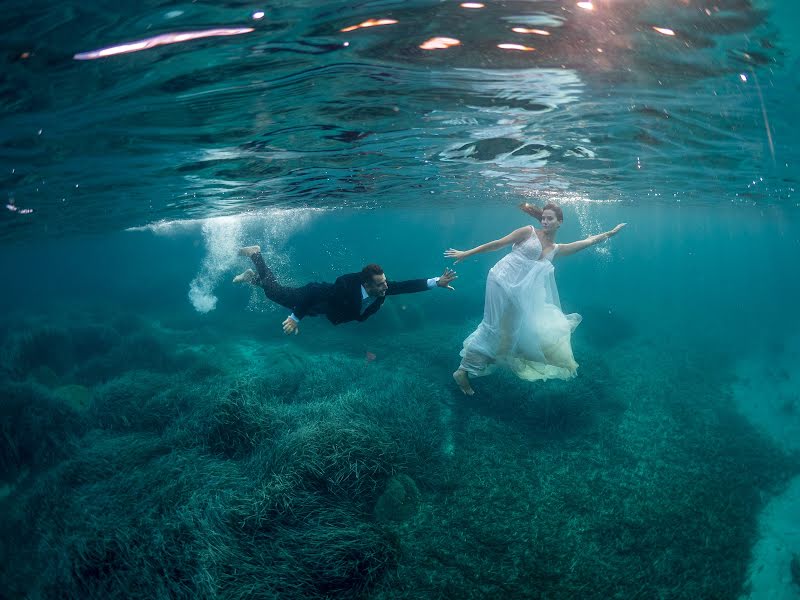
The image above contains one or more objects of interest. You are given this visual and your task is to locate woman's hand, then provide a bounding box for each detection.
[444,248,468,264]
[607,223,627,239]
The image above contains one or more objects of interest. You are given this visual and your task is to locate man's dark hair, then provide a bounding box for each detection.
[360,263,384,285]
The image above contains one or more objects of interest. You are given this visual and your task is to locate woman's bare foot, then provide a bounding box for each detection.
[233,268,257,284]
[453,369,474,395]
[238,245,261,258]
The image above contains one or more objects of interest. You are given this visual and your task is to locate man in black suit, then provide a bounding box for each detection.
[233,245,457,335]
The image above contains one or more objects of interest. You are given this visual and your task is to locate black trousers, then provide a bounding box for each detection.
[250,252,332,318]
[250,252,305,311]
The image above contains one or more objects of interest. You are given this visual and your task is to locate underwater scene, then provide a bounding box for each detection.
[1,0,799,598]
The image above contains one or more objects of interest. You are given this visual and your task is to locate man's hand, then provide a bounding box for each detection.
[437,267,458,290]
[282,316,299,335]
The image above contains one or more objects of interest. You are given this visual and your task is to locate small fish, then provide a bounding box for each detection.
[365,351,377,363]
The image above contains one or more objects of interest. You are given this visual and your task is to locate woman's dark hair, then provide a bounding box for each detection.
[520,201,563,223]
[360,263,384,284]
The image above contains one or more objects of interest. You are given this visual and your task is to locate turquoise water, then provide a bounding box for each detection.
[2,1,800,598]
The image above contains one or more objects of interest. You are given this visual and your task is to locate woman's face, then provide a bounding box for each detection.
[540,209,561,232]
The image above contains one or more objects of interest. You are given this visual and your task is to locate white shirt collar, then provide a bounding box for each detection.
[361,285,370,301]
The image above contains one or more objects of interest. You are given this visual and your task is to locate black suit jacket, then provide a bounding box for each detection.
[293,272,431,324]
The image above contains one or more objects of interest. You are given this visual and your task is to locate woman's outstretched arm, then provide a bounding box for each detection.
[557,223,626,257]
[445,226,532,263]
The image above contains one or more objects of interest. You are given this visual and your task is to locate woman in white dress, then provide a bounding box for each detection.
[445,202,625,395]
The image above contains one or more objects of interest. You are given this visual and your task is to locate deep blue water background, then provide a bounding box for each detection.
[1,0,798,333]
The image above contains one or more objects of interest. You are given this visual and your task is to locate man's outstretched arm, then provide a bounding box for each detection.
[386,268,457,295]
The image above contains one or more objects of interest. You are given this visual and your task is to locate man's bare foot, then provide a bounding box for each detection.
[238,245,261,258]
[453,369,475,395]
[233,268,257,284]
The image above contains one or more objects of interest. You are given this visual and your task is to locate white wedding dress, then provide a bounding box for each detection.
[460,225,582,381]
